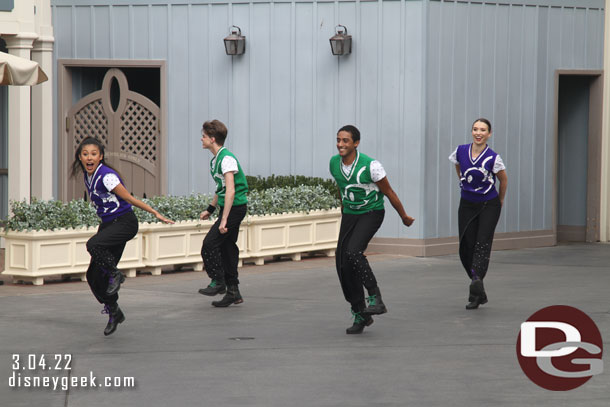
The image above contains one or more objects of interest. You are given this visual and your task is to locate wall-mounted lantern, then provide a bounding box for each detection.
[329,25,352,56]
[224,26,246,56]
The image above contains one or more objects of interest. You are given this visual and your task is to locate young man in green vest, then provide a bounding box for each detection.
[330,125,415,334]
[198,120,249,307]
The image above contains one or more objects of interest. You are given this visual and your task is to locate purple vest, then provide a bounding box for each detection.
[84,164,133,223]
[455,144,499,202]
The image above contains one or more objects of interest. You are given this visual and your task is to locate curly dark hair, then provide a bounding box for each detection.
[70,137,120,178]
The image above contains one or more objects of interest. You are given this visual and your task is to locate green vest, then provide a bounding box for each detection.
[211,147,248,207]
[329,151,385,214]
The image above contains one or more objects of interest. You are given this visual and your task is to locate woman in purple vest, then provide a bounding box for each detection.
[449,118,508,309]
[71,137,174,336]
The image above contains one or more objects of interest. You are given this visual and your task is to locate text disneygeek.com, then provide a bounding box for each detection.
[8,354,136,391]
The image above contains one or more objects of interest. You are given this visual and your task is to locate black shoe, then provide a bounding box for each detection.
[363,287,388,316]
[198,279,227,296]
[102,303,125,336]
[212,285,243,307]
[466,280,487,309]
[105,268,125,296]
[467,281,488,303]
[346,310,373,334]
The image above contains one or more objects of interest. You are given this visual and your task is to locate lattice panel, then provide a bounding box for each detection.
[119,100,158,164]
[73,99,109,149]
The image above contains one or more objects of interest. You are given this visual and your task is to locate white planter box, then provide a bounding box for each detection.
[139,220,248,275]
[1,227,144,285]
[1,208,341,284]
[244,208,341,265]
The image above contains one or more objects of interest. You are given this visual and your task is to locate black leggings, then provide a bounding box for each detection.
[335,210,385,312]
[458,197,501,280]
[201,204,247,286]
[86,211,139,305]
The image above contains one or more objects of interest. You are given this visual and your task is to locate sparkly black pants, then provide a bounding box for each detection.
[201,204,247,286]
[335,209,385,312]
[458,197,501,280]
[86,211,139,305]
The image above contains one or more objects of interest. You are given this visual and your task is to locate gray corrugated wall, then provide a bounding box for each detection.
[51,0,604,239]
[0,86,7,220]
[425,0,604,239]
[52,0,426,239]
[0,38,7,220]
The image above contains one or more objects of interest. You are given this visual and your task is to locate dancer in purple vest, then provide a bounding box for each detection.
[71,137,174,335]
[449,118,508,309]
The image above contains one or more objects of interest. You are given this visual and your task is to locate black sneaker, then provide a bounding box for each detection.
[363,287,387,316]
[466,280,487,309]
[198,279,227,296]
[212,285,244,307]
[102,304,125,336]
[105,269,125,296]
[346,311,373,334]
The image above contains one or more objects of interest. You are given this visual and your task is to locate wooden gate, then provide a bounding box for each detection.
[66,68,160,201]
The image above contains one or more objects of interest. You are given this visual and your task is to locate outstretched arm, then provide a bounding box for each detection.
[375,177,414,227]
[111,184,174,224]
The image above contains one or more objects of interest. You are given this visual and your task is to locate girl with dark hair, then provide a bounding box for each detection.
[71,137,173,335]
[330,125,415,334]
[449,118,508,309]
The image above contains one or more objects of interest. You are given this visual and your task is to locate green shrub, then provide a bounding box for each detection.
[3,186,340,232]
[247,175,339,199]
[247,185,340,216]
[4,198,99,232]
[133,193,213,223]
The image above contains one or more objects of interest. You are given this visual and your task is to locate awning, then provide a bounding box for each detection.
[0,51,48,86]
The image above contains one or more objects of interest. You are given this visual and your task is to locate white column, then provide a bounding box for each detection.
[4,33,38,206]
[31,35,55,200]
[601,0,610,241]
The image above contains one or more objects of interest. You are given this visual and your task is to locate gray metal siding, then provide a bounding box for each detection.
[0,85,7,220]
[0,39,7,220]
[425,1,604,239]
[52,0,426,239]
[51,0,604,239]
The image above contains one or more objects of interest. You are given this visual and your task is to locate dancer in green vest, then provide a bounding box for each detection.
[198,119,249,307]
[330,125,415,334]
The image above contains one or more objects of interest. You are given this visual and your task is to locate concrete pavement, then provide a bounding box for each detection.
[1,243,609,406]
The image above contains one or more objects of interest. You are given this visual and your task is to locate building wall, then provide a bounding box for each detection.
[51,0,605,241]
[602,0,610,242]
[0,39,7,221]
[424,0,604,239]
[1,0,54,220]
[0,0,54,39]
[51,0,426,239]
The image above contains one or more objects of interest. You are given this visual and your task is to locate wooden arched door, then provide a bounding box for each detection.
[66,68,160,201]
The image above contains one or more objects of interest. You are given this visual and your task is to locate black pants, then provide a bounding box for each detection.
[458,197,501,280]
[335,210,385,312]
[86,211,139,305]
[201,204,247,286]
